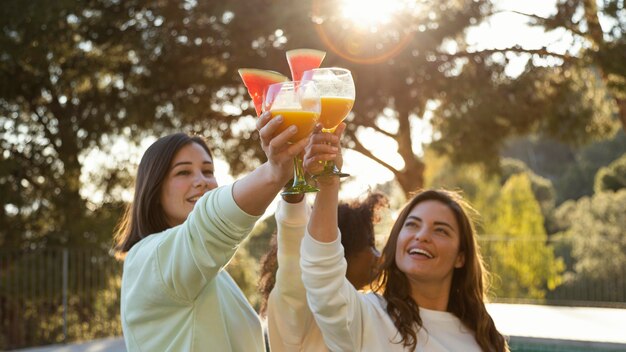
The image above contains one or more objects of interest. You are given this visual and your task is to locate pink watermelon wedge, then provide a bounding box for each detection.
[239,68,288,116]
[286,49,326,82]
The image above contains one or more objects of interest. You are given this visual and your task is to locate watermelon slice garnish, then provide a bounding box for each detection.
[239,68,288,116]
[286,49,326,82]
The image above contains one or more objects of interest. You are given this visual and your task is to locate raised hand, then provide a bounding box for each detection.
[303,123,345,180]
[257,111,309,185]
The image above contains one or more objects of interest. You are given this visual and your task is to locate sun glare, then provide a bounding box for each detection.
[340,0,406,28]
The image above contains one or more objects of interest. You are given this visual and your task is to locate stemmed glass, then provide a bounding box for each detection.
[263,80,321,195]
[301,67,355,178]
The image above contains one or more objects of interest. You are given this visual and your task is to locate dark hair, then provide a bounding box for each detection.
[373,189,508,352]
[258,234,278,316]
[257,192,389,316]
[338,192,388,258]
[113,133,213,257]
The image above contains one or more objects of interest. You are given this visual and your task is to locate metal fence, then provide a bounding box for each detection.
[1,237,625,350]
[0,248,122,350]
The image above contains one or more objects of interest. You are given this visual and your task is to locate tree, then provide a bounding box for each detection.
[548,189,626,303]
[500,158,556,218]
[568,189,626,278]
[483,174,564,300]
[0,0,274,249]
[503,131,626,204]
[594,153,626,193]
[546,0,626,131]
[432,0,624,178]
[1,1,257,347]
[4,0,623,248]
[285,0,622,196]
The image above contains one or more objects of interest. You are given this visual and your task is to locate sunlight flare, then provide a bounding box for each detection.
[340,0,407,28]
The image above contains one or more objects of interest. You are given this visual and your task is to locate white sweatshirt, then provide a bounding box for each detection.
[121,184,264,352]
[266,199,328,352]
[300,229,482,352]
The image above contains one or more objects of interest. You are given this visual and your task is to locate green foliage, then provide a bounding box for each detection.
[226,245,262,311]
[546,189,626,304]
[500,158,556,219]
[594,153,626,193]
[0,249,121,350]
[226,216,276,311]
[434,64,619,171]
[244,216,277,263]
[503,131,626,204]
[567,190,626,279]
[483,174,564,299]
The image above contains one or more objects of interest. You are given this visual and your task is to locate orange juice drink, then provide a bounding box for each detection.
[319,96,354,130]
[270,110,319,143]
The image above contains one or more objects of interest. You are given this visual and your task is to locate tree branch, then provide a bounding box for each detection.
[360,119,396,139]
[345,128,399,175]
[490,9,587,38]
[444,46,575,61]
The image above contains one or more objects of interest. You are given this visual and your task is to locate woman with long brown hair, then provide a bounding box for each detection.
[114,112,307,352]
[299,129,509,351]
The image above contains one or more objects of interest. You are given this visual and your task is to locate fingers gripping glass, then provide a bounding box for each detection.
[301,67,355,178]
[263,80,321,195]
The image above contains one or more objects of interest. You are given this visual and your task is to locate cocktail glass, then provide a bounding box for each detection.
[263,80,321,195]
[301,67,355,178]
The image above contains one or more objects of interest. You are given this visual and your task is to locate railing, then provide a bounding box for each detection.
[0,248,122,350]
[1,237,625,350]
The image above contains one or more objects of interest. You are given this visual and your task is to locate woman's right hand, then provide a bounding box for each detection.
[257,111,308,185]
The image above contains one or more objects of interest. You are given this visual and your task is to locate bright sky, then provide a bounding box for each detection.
[80,0,567,215]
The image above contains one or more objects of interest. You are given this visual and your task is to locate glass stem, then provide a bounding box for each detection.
[292,154,307,188]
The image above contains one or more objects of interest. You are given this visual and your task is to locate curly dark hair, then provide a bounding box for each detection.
[338,192,388,257]
[373,189,509,352]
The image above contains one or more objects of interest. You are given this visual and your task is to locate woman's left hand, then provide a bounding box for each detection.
[303,123,345,177]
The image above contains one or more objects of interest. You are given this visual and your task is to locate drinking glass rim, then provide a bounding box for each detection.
[266,80,316,90]
[262,80,321,113]
[303,67,351,76]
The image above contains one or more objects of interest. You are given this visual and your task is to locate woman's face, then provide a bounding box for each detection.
[395,200,465,286]
[160,142,218,227]
[346,245,380,290]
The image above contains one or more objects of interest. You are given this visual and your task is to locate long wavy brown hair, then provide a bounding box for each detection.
[373,189,509,351]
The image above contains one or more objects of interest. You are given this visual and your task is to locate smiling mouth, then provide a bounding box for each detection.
[408,248,433,259]
[187,195,201,203]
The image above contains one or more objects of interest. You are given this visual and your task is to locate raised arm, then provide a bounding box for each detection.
[299,126,367,351]
[233,111,309,215]
[266,195,315,350]
[147,113,308,300]
[304,125,342,244]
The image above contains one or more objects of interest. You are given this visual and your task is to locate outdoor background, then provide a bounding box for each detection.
[1,0,625,350]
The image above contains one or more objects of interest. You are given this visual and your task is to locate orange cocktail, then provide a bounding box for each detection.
[270,110,320,143]
[263,80,321,195]
[301,67,355,178]
[319,96,355,131]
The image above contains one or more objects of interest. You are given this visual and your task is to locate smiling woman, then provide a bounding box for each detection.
[112,112,310,352]
[299,128,510,352]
